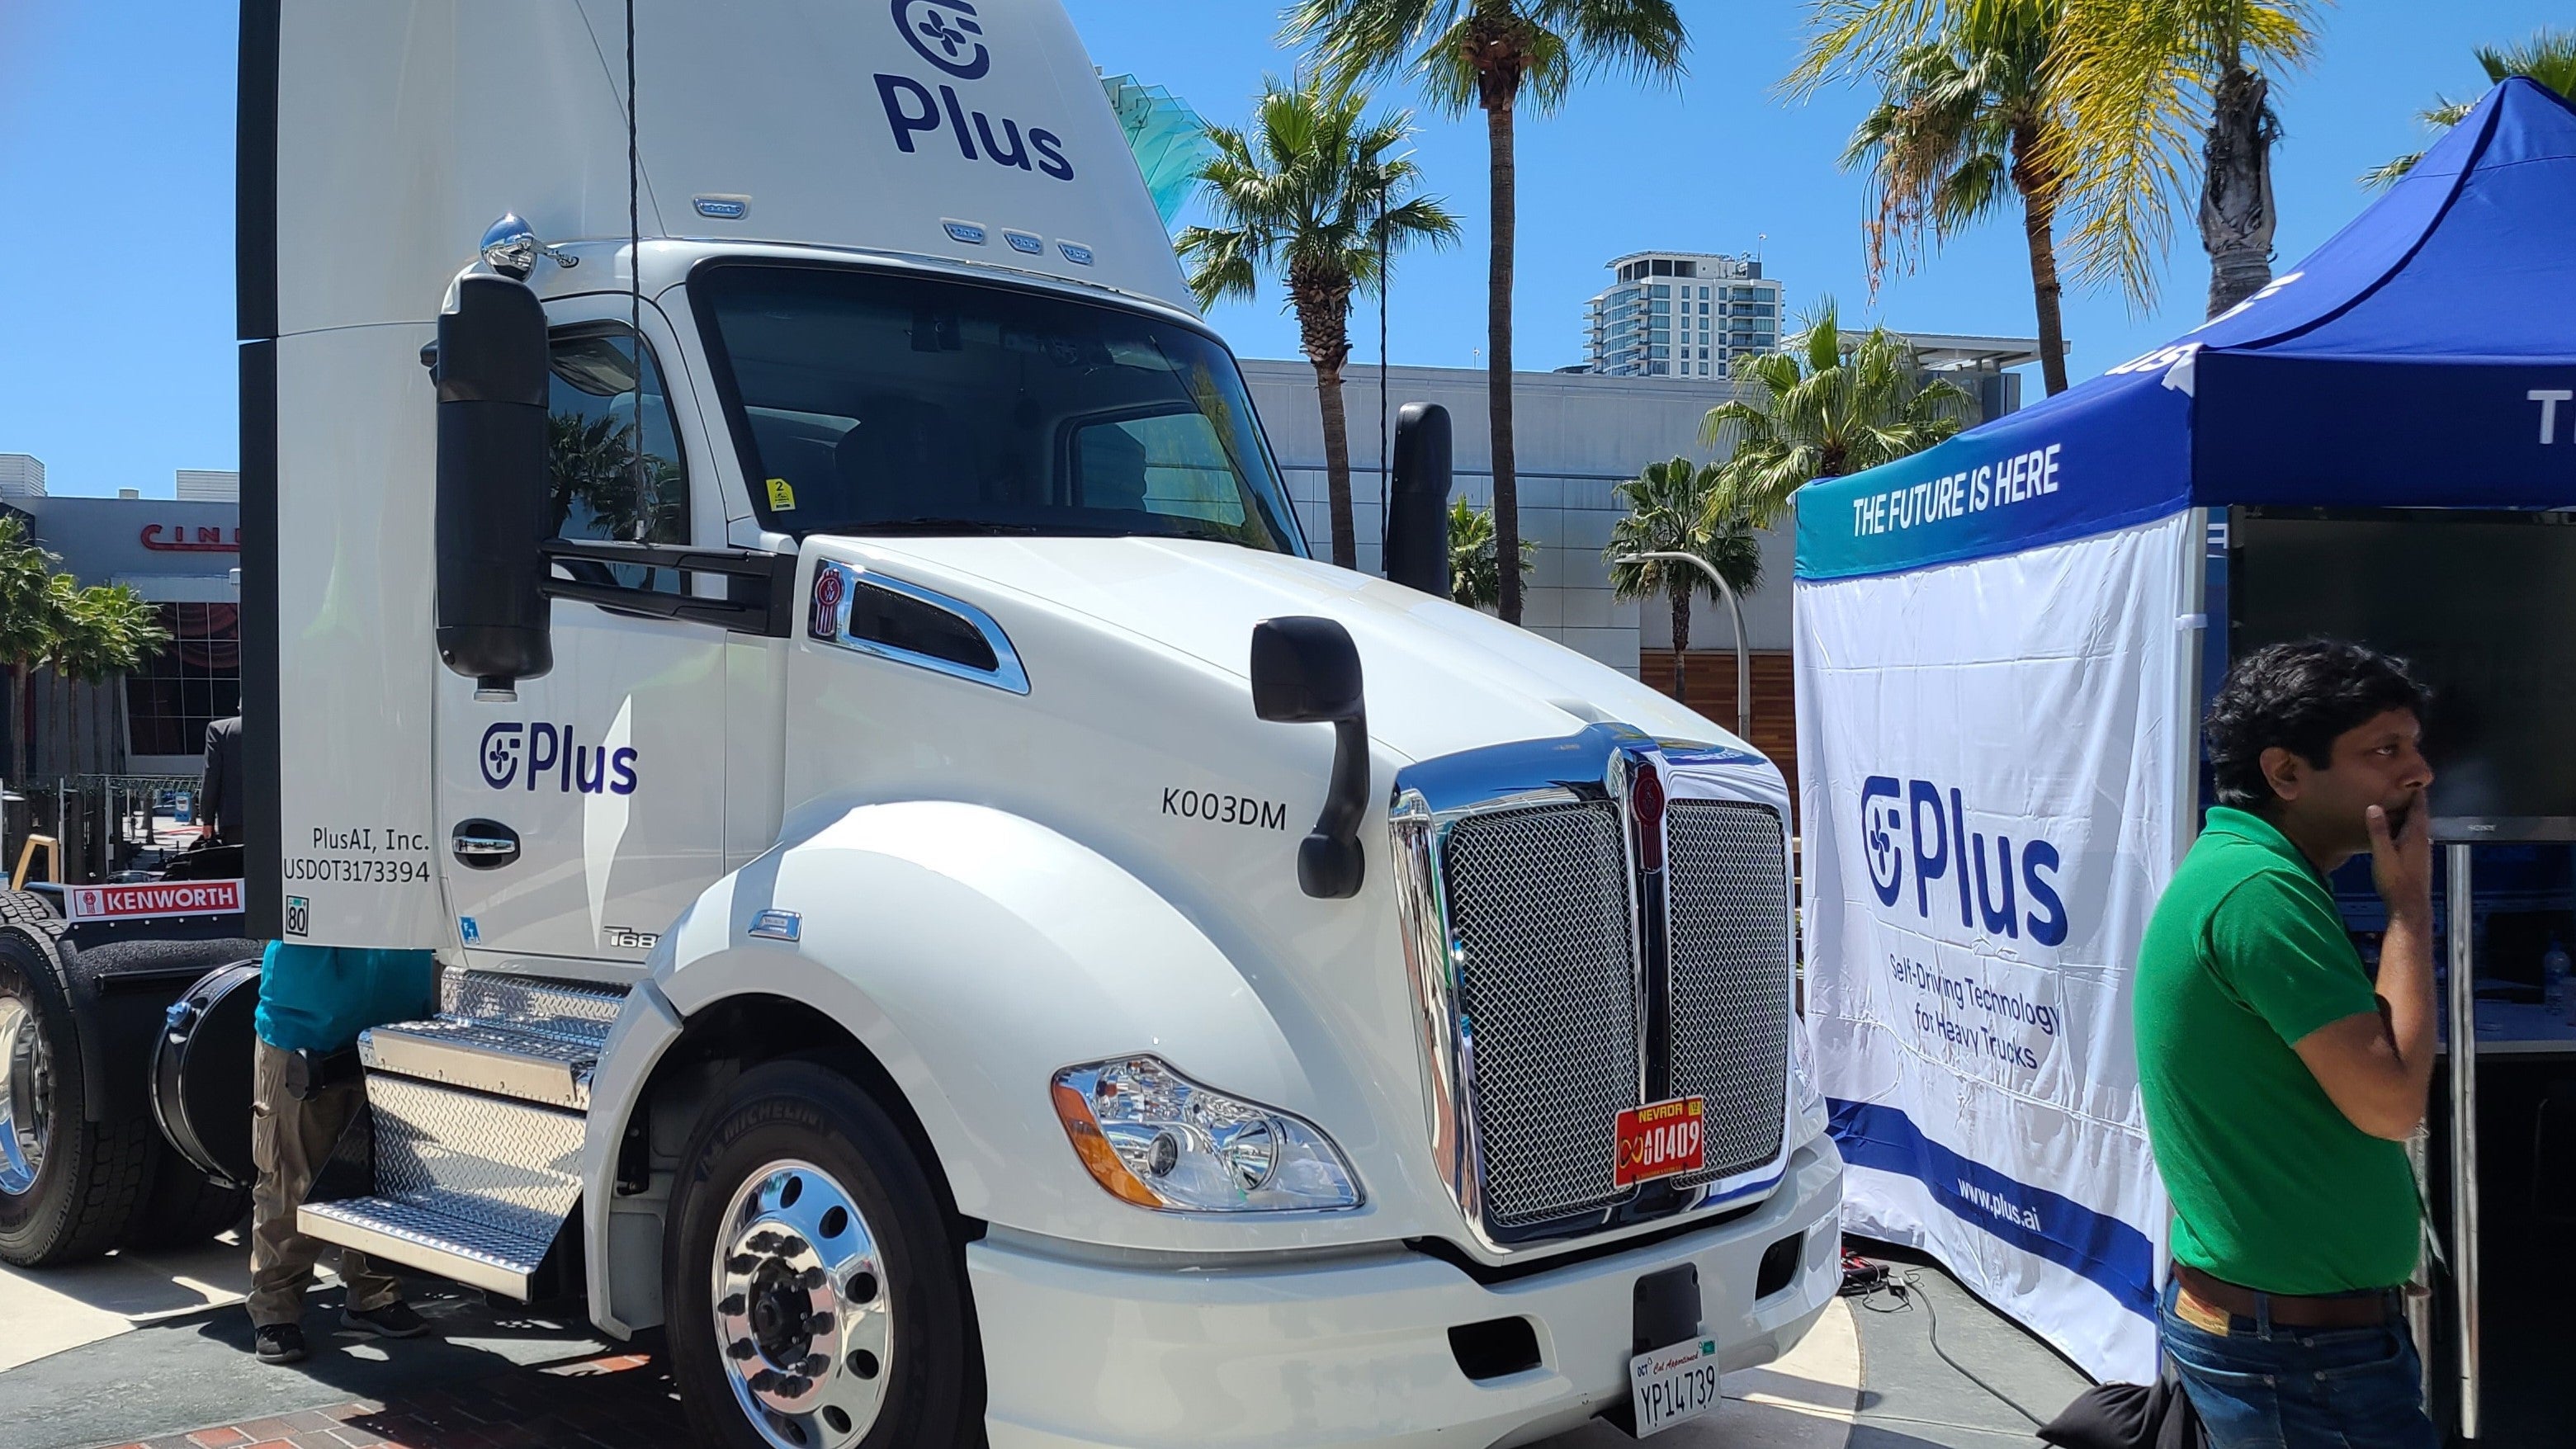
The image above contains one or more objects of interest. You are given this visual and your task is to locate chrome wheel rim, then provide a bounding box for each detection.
[0,994,50,1196]
[711,1159,892,1449]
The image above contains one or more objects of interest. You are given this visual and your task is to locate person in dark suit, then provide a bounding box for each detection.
[201,715,244,846]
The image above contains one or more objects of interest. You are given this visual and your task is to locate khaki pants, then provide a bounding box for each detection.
[247,1039,404,1328]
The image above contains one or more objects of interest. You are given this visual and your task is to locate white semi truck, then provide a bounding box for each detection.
[0,2,1841,1446]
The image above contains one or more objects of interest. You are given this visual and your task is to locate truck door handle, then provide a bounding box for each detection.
[451,820,520,869]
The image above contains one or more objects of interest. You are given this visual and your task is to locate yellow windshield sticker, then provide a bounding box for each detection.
[765,477,797,511]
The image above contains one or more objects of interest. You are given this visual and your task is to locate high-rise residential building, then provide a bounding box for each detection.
[0,454,47,498]
[1582,251,1784,379]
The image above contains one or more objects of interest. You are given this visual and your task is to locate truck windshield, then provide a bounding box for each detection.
[695,262,1305,552]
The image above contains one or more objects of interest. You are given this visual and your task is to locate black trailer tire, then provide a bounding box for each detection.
[0,916,158,1266]
[128,1154,252,1249]
[666,1060,980,1449]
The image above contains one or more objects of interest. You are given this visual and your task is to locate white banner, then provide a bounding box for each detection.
[1795,511,2196,1383]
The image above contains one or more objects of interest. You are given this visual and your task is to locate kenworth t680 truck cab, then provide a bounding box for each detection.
[17,2,1848,1445]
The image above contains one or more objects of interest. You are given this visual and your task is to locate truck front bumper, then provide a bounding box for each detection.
[971,1132,1842,1449]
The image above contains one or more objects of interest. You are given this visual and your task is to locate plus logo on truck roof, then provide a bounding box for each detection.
[875,0,1076,185]
[897,0,990,80]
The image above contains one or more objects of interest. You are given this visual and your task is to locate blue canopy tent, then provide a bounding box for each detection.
[1801,76,2576,584]
[1789,78,2576,1387]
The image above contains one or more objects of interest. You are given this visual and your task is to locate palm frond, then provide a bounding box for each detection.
[1699,304,1967,524]
[2369,31,2575,187]
[1176,73,1456,311]
[2049,0,2322,309]
[2477,27,2576,97]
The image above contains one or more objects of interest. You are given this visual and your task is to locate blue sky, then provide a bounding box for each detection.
[0,1,2562,497]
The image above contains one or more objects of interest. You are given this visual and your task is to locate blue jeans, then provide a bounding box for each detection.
[2159,1279,2437,1449]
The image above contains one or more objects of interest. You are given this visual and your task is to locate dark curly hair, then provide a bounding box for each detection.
[2204,640,2432,809]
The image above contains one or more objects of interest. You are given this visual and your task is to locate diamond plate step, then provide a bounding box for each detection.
[361,1017,598,1110]
[300,1191,558,1299]
[440,970,627,1045]
[300,1071,586,1300]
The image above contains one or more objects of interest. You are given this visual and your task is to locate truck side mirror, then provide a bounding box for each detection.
[434,273,555,695]
[1251,616,1368,899]
[1383,403,1452,597]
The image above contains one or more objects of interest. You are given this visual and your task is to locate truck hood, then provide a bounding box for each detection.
[853,536,1766,774]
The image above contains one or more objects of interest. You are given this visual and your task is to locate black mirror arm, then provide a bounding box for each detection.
[1299,713,1369,899]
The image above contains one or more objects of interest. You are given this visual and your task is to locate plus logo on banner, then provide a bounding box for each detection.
[1860,775,2068,946]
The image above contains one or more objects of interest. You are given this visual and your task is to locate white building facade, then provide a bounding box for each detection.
[1237,360,1798,678]
[1583,251,1784,379]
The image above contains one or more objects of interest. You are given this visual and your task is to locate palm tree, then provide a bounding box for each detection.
[37,573,83,774]
[1605,457,1762,704]
[61,586,165,777]
[1446,498,1535,609]
[1288,0,1687,621]
[0,517,66,783]
[1791,0,2319,318]
[2363,30,2576,187]
[1820,3,2073,394]
[1701,304,1972,525]
[1178,76,1460,569]
[2049,0,2323,317]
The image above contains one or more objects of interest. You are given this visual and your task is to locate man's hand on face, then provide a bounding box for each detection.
[2367,793,2432,923]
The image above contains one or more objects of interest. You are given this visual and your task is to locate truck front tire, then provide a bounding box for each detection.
[666,1060,980,1449]
[0,913,158,1266]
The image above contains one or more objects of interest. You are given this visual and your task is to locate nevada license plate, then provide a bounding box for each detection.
[1614,1096,1706,1187]
[1630,1335,1722,1437]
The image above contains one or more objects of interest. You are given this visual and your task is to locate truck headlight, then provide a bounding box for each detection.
[1050,1055,1362,1213]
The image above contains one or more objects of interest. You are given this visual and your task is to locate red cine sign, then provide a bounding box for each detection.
[64,879,246,922]
[1613,1097,1707,1188]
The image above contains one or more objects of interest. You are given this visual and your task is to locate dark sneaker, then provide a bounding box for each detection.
[254,1323,308,1364]
[341,1300,431,1339]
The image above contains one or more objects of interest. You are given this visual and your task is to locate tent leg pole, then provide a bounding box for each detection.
[2408,1121,2435,1409]
[2445,842,2480,1440]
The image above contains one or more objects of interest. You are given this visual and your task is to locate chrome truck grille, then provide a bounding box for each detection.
[1440,802,1640,1226]
[1392,724,1794,1253]
[1665,800,1793,1186]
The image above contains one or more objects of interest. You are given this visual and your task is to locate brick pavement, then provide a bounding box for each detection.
[90,1352,702,1449]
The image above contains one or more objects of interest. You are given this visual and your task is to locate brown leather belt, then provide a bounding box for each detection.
[2174,1263,2400,1329]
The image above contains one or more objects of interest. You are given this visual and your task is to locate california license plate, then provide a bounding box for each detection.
[1630,1335,1722,1436]
[1614,1096,1706,1187]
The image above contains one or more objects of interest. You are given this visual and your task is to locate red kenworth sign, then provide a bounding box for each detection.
[64,879,247,921]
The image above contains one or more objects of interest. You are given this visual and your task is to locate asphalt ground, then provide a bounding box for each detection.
[0,1241,2094,1449]
[0,1275,671,1449]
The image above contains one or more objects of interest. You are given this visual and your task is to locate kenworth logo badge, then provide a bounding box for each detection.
[875,0,1075,182]
[810,564,846,640]
[1861,775,2068,946]
[480,723,638,795]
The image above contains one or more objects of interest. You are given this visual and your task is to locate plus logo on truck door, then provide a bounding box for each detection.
[874,0,1076,181]
[479,722,639,795]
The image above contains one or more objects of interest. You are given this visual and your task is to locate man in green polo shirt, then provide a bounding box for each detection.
[2136,640,2438,1447]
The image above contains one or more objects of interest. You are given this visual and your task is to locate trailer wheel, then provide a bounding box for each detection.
[667,1060,978,1449]
[0,919,157,1266]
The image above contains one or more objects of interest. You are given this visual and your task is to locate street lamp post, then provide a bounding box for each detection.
[1615,550,1751,745]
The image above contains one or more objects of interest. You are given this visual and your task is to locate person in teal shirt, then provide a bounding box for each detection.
[246,942,437,1364]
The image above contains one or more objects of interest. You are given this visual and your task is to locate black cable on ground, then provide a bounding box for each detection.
[1840,1249,2049,1428]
